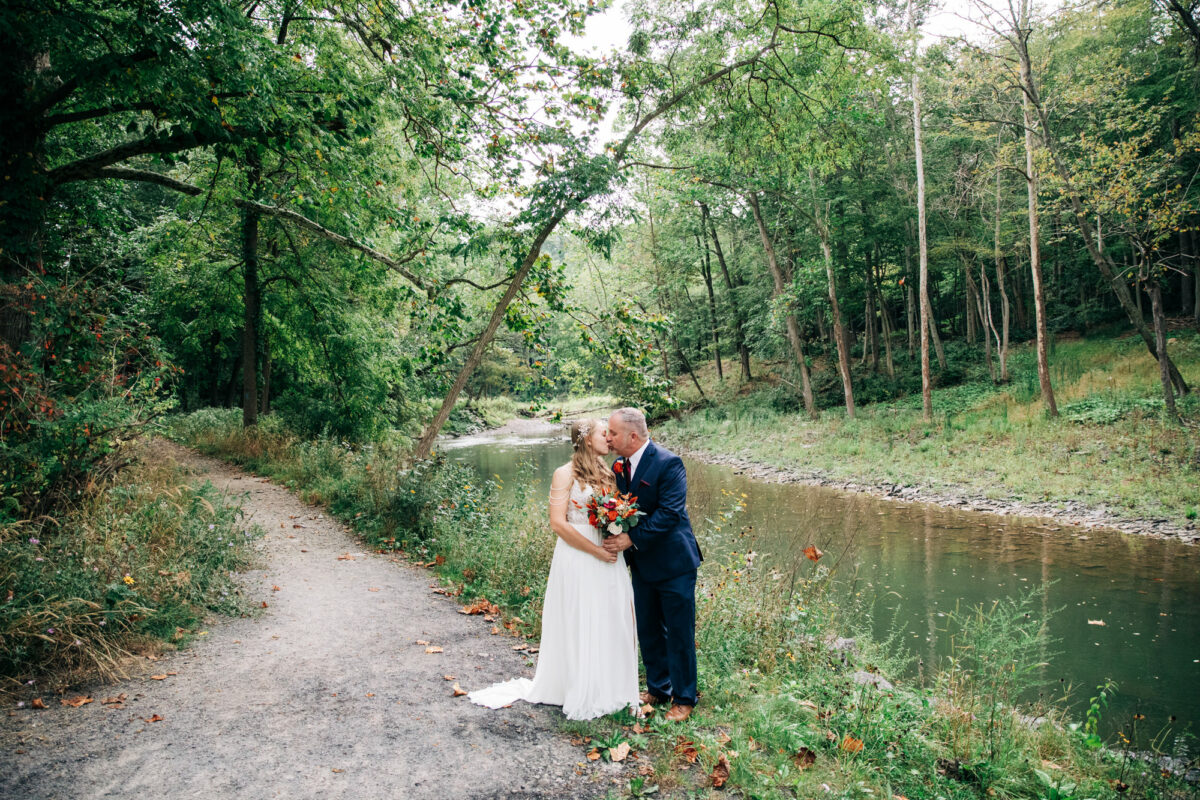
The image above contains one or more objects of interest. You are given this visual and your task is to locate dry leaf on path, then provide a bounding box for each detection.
[434,555,445,566]
[586,747,602,761]
[144,714,164,723]
[31,698,46,709]
[638,763,655,777]
[452,683,468,697]
[425,646,443,654]
[61,695,93,708]
[150,674,168,680]
[368,587,380,592]
[101,694,127,706]
[716,732,732,745]
[710,754,730,788]
[331,768,344,773]
[610,742,631,762]
[261,601,269,608]
[416,640,430,646]
[792,747,816,769]
[337,553,355,561]
[272,586,281,592]
[442,675,456,681]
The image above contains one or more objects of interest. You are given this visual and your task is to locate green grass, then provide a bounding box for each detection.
[658,332,1200,528]
[1,441,262,691]
[170,413,1199,799]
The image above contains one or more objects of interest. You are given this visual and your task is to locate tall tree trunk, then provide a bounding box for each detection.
[704,204,751,381]
[874,259,896,378]
[910,1,933,420]
[813,196,855,418]
[261,327,272,415]
[414,212,566,460]
[994,138,1011,382]
[695,224,723,380]
[1149,282,1178,421]
[241,154,262,428]
[1019,26,1058,417]
[903,230,916,359]
[749,193,816,418]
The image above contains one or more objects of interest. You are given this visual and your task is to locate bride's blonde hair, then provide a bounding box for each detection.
[569,419,615,493]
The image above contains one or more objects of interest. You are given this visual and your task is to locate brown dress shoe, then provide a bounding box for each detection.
[639,691,669,706]
[664,704,693,723]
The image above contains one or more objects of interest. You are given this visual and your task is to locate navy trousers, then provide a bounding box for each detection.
[632,568,698,706]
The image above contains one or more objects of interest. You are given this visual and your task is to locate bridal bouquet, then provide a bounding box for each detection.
[585,490,645,538]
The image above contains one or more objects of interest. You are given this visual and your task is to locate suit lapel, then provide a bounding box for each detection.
[630,441,657,487]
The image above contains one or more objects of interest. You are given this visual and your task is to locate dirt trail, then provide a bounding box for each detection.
[1,442,622,799]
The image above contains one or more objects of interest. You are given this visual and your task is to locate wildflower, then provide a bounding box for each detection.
[46,628,55,635]
[98,620,106,626]
[28,537,39,545]
[123,575,135,585]
[208,524,215,531]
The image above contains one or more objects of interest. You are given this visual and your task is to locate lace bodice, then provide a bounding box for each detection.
[566,480,595,527]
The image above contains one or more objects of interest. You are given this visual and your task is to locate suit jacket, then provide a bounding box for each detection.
[615,441,702,583]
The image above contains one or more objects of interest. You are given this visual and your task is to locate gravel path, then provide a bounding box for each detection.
[1,442,623,800]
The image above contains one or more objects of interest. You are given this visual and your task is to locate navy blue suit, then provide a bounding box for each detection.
[616,441,702,706]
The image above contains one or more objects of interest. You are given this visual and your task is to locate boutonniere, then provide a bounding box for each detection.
[613,459,625,475]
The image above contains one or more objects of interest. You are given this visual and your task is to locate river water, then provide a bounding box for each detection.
[443,428,1200,748]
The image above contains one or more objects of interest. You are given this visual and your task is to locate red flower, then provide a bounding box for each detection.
[606,509,618,522]
[588,513,599,527]
[613,459,624,474]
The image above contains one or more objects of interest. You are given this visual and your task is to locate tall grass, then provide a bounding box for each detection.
[1,443,260,690]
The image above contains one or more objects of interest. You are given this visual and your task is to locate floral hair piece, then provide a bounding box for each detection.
[574,420,593,448]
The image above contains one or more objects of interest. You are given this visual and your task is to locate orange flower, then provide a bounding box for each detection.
[606,509,618,521]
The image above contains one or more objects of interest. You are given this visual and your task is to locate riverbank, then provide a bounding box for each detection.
[654,333,1200,544]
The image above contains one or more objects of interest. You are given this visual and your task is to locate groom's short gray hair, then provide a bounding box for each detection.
[612,407,648,437]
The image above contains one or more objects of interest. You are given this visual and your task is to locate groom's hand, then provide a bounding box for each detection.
[604,533,633,553]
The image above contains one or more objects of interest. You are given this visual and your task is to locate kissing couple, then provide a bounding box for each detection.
[469,407,703,722]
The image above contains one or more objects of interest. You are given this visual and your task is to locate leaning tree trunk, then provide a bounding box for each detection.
[414,212,565,460]
[1020,43,1058,417]
[749,193,816,418]
[994,135,1011,382]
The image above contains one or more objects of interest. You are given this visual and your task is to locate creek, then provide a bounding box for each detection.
[443,428,1200,750]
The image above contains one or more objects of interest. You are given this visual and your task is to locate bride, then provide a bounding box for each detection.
[468,418,639,720]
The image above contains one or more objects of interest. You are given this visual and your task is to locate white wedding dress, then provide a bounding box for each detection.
[468,479,639,720]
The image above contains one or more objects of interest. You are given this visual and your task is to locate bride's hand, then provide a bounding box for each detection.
[594,545,618,564]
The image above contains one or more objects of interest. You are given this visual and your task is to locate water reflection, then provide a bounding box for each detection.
[443,430,1200,747]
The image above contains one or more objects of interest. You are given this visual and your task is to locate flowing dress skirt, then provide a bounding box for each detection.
[469,521,639,720]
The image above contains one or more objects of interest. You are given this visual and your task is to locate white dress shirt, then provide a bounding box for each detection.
[627,439,651,481]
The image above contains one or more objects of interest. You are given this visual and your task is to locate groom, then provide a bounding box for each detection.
[604,408,702,723]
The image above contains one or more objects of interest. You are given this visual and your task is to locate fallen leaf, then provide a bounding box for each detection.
[31,698,46,709]
[416,640,430,646]
[586,747,602,761]
[639,703,655,716]
[632,723,645,734]
[675,738,699,763]
[368,587,380,592]
[434,555,445,566]
[610,742,631,762]
[101,694,127,706]
[512,644,528,651]
[365,693,374,698]
[840,735,864,753]
[710,754,730,788]
[638,763,655,776]
[337,553,355,561]
[272,585,281,592]
[331,768,344,773]
[716,732,732,745]
[300,549,308,553]
[61,695,93,708]
[748,736,758,751]
[166,671,177,676]
[1087,619,1106,626]
[792,747,816,769]
[452,683,468,697]
[490,626,500,635]
[144,714,164,723]
[425,646,443,654]
[443,675,457,681]
[261,601,269,608]
[804,545,824,562]
[150,674,168,680]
